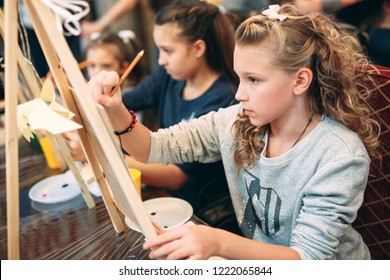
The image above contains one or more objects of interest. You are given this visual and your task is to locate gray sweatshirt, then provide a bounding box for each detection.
[148,104,371,259]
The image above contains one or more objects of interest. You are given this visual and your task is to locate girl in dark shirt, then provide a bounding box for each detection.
[122,0,240,233]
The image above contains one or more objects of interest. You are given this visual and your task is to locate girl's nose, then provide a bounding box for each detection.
[157,53,166,66]
[88,67,99,78]
[235,84,248,102]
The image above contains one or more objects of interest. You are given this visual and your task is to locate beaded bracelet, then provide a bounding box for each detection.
[114,110,137,136]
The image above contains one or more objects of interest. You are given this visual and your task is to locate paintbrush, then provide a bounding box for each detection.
[150,217,164,232]
[78,60,94,70]
[109,49,144,96]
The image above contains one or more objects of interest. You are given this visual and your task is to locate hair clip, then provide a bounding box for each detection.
[262,5,287,21]
[118,30,136,44]
[89,31,101,41]
[89,30,137,43]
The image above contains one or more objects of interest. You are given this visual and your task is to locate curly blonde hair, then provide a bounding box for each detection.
[232,4,380,170]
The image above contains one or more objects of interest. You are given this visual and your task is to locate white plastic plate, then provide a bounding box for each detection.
[29,172,81,204]
[125,197,193,232]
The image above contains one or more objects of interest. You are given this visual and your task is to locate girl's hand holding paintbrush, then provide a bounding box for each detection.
[88,70,134,137]
[88,70,123,112]
[88,50,144,133]
[89,50,144,112]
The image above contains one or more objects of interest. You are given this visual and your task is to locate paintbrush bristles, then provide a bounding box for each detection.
[109,49,144,96]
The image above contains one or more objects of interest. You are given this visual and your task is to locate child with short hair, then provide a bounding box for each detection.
[85,30,146,88]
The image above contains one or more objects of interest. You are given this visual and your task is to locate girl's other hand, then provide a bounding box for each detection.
[143,225,219,260]
[62,131,86,162]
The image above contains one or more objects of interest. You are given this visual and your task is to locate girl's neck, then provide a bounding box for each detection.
[182,66,220,100]
[266,112,321,158]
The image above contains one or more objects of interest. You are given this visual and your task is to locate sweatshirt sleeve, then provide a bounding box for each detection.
[147,105,239,164]
[290,155,370,259]
[147,110,223,164]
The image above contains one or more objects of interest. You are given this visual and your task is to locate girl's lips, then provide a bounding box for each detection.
[243,109,254,116]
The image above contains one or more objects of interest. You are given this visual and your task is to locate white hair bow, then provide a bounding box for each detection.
[89,30,137,43]
[41,0,90,36]
[262,5,287,21]
[118,30,136,44]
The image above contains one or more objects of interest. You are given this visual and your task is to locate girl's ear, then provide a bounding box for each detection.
[293,67,313,96]
[193,39,206,59]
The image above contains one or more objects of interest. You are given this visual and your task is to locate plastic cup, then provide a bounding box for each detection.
[129,168,141,196]
[39,136,60,169]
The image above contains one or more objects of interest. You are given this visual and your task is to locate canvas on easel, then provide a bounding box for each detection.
[3,0,157,259]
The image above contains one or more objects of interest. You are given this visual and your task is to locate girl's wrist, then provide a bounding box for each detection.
[212,228,227,258]
[114,110,137,136]
[107,104,133,132]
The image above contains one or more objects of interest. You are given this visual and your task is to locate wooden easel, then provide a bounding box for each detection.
[4,0,19,260]
[4,0,157,259]
[0,10,95,210]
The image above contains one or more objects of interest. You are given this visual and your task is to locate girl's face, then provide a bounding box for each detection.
[153,23,200,80]
[234,44,298,127]
[86,44,127,78]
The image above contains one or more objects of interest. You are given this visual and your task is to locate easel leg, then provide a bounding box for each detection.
[5,0,20,260]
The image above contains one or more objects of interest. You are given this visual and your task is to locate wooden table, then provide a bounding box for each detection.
[0,137,203,260]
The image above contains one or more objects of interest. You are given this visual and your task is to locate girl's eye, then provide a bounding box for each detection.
[161,48,173,55]
[101,64,112,69]
[249,77,259,84]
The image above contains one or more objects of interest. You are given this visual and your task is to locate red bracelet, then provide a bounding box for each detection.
[114,110,138,136]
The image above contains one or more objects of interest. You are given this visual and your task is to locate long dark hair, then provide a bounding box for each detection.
[155,0,238,85]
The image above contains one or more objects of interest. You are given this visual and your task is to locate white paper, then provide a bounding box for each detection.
[17,98,82,138]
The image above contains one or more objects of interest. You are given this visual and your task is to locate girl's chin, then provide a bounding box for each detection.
[167,69,180,78]
[248,119,260,127]
[248,117,265,127]
[170,75,185,81]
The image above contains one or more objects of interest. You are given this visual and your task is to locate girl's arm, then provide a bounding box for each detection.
[88,70,152,162]
[143,225,301,260]
[126,156,188,190]
[81,0,139,39]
